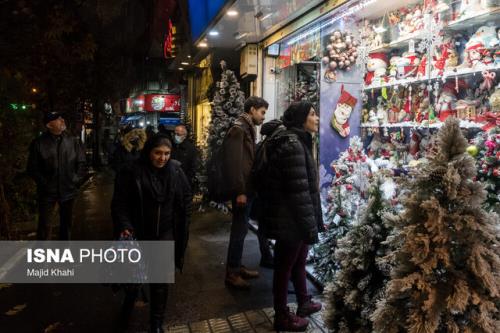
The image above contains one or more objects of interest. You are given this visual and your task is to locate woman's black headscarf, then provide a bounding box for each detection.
[140,133,173,202]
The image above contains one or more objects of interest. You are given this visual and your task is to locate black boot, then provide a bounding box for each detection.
[150,284,168,333]
[115,287,138,333]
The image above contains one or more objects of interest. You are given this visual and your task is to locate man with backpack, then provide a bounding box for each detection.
[223,96,271,289]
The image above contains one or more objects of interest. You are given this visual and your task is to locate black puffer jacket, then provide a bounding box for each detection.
[260,127,324,243]
[27,132,87,201]
[111,159,192,270]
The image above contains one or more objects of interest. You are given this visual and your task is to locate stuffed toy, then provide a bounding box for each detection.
[331,85,358,137]
[436,83,458,121]
[401,51,421,78]
[365,53,388,85]
[469,25,499,49]
[389,56,402,81]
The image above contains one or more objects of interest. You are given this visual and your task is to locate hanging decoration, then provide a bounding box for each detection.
[322,30,359,82]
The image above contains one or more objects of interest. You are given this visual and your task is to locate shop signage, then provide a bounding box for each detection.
[163,19,174,59]
[144,94,181,112]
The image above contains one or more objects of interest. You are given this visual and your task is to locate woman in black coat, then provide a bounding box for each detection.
[111,134,192,333]
[260,101,324,332]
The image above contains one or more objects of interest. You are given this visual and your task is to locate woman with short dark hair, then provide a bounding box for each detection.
[111,134,192,333]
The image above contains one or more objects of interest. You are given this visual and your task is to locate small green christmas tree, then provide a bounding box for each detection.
[372,118,500,333]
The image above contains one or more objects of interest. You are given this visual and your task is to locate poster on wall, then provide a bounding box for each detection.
[319,19,363,194]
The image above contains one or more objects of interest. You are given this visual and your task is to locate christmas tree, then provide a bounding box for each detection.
[325,177,393,333]
[372,118,500,333]
[205,60,245,205]
[206,60,245,159]
[470,127,500,214]
[313,137,372,283]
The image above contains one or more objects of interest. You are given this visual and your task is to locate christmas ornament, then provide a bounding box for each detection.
[467,145,479,157]
[323,30,359,83]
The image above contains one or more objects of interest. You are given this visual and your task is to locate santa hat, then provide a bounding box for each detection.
[466,41,488,55]
[338,85,357,107]
[370,52,388,64]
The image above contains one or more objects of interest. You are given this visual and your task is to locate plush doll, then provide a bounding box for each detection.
[469,25,499,50]
[331,85,358,137]
[436,83,458,121]
[365,53,388,85]
[389,56,402,81]
[458,0,488,18]
[464,41,492,68]
[376,97,389,124]
[401,52,421,78]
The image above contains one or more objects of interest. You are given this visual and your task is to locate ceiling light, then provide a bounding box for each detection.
[181,62,189,65]
[187,55,191,58]
[227,10,238,16]
[179,67,184,70]
[198,42,208,47]
[259,13,272,21]
[209,30,219,36]
[233,32,248,40]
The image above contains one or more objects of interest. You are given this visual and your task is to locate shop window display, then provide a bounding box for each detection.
[289,0,500,307]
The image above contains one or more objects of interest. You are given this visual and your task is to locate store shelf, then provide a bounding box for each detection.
[360,120,484,129]
[363,76,426,91]
[432,63,500,80]
[364,64,500,91]
[445,7,500,31]
[369,32,425,54]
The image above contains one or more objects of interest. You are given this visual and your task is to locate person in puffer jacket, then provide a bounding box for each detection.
[260,101,325,332]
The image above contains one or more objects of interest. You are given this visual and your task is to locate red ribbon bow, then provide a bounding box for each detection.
[480,70,496,91]
[477,111,500,131]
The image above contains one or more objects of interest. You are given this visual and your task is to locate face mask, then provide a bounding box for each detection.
[174,135,185,144]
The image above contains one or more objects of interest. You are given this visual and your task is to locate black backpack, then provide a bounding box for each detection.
[251,124,286,193]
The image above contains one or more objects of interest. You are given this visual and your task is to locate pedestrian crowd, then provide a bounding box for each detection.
[26,96,324,332]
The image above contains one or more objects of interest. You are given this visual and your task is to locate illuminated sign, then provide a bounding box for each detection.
[163,19,174,59]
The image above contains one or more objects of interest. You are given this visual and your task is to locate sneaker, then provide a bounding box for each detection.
[225,272,251,289]
[296,296,322,317]
[239,265,259,279]
[274,308,309,332]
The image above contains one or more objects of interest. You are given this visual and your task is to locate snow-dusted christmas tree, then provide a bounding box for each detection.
[207,60,246,157]
[312,137,372,283]
[325,177,394,332]
[372,118,500,333]
[206,60,245,203]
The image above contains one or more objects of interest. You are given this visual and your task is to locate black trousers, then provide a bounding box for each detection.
[37,198,74,240]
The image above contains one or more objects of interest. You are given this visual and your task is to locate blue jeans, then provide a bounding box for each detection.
[226,197,271,271]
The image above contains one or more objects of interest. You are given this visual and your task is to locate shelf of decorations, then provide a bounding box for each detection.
[359,0,499,139]
[446,6,500,31]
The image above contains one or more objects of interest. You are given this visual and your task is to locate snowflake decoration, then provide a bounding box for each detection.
[417,14,443,54]
[356,38,370,77]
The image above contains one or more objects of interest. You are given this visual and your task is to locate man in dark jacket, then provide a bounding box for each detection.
[223,96,270,289]
[27,111,86,240]
[171,124,198,188]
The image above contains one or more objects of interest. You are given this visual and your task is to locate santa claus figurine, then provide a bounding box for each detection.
[331,85,358,137]
[365,53,388,86]
[436,82,458,121]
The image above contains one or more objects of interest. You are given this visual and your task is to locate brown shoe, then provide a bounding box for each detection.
[225,272,251,290]
[239,266,259,279]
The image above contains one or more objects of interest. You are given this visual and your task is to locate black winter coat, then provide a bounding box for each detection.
[260,128,324,244]
[172,139,198,184]
[27,132,87,201]
[111,159,192,270]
